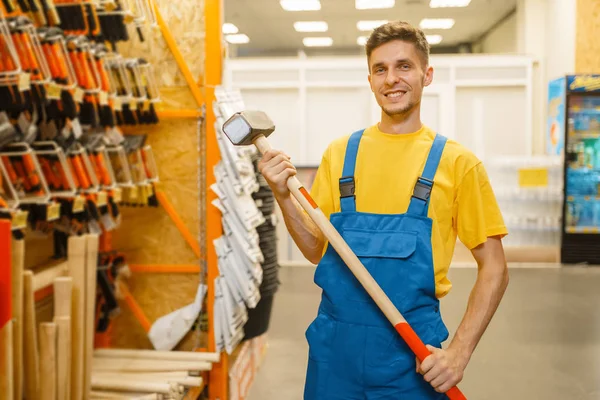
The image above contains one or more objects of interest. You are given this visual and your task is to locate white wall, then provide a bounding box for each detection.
[478,13,518,54]
[545,0,576,81]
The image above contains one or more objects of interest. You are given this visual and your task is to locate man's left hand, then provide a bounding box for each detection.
[416,345,468,393]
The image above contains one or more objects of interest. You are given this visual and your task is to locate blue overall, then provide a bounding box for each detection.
[304,130,450,400]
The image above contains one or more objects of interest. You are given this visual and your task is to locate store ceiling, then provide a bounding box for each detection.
[224,0,517,56]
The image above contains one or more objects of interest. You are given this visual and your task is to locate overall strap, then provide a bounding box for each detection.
[339,129,365,213]
[407,134,448,216]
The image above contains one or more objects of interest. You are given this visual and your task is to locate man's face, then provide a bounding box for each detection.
[368,40,433,118]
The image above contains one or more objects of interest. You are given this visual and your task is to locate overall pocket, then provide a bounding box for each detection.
[338,228,419,304]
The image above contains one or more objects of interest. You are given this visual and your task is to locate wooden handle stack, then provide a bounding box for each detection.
[89,349,218,399]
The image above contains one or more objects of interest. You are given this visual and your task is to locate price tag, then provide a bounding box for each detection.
[73,196,85,213]
[130,101,138,111]
[112,188,122,203]
[74,87,85,103]
[12,210,28,230]
[97,191,108,207]
[113,98,122,111]
[19,73,31,92]
[518,168,548,188]
[128,186,138,200]
[47,202,61,221]
[47,83,61,100]
[99,91,109,106]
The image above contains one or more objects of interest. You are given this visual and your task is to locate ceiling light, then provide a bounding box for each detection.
[419,18,455,29]
[355,0,395,9]
[357,20,388,31]
[426,34,443,45]
[280,0,321,11]
[294,21,328,32]
[226,34,250,44]
[303,37,333,47]
[357,36,368,46]
[222,23,238,34]
[429,0,471,7]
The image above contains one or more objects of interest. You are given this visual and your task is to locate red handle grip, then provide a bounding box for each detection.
[395,322,467,400]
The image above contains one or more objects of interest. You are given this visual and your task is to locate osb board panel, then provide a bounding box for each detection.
[109,274,203,351]
[116,0,205,87]
[576,0,600,73]
[110,117,202,349]
[156,86,199,112]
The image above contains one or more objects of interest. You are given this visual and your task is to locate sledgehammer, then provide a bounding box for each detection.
[222,110,466,400]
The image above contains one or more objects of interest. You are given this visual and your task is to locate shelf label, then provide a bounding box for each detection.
[112,188,122,204]
[518,168,548,188]
[97,191,108,207]
[47,83,61,100]
[99,91,109,106]
[47,202,61,221]
[74,88,85,103]
[19,73,31,92]
[73,196,85,213]
[113,98,122,111]
[12,210,28,229]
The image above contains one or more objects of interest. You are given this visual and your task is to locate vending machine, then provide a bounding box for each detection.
[548,75,600,263]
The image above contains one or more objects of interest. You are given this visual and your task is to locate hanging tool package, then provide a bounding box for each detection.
[0,2,160,242]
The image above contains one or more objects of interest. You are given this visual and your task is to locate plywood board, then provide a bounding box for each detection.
[116,0,205,87]
[110,117,203,350]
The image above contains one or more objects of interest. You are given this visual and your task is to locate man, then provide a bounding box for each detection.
[258,21,509,399]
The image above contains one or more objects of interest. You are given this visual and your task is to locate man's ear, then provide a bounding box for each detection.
[423,65,434,87]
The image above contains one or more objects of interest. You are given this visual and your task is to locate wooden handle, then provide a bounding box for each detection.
[53,277,73,318]
[84,234,99,400]
[39,323,57,400]
[0,320,14,400]
[93,349,220,363]
[23,271,39,400]
[54,316,71,400]
[11,239,24,400]
[67,236,86,400]
[252,134,467,399]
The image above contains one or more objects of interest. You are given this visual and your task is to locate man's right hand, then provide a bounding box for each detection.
[257,149,297,199]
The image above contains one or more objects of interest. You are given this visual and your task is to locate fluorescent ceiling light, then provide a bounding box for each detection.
[222,23,238,34]
[355,0,395,9]
[429,0,471,7]
[226,34,250,44]
[294,21,328,32]
[303,37,333,47]
[419,18,455,29]
[280,0,321,11]
[357,20,388,31]
[357,36,368,46]
[426,34,443,45]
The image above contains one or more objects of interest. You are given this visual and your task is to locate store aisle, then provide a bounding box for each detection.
[247,265,600,400]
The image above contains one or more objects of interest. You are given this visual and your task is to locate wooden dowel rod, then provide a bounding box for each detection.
[84,234,99,400]
[91,376,173,394]
[53,277,73,319]
[0,320,14,400]
[11,238,24,400]
[32,262,68,292]
[38,322,57,400]
[94,348,220,363]
[67,236,86,400]
[23,271,39,400]
[54,316,71,400]
[92,358,212,373]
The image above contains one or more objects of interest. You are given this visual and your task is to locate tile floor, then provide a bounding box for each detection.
[246,265,600,400]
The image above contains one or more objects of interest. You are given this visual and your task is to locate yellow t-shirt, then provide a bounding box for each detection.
[310,124,508,298]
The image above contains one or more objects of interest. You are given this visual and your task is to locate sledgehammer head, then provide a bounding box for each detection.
[222,110,275,146]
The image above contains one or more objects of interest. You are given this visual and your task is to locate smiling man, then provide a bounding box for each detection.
[258,20,510,399]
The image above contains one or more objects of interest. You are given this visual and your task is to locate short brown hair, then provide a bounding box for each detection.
[365,21,430,67]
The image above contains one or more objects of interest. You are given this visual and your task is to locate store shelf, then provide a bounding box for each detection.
[565,226,600,233]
